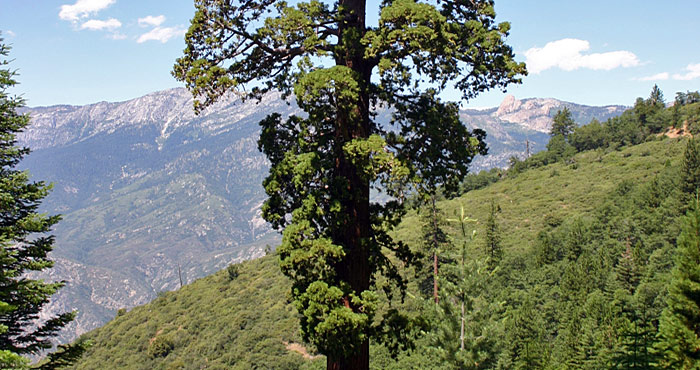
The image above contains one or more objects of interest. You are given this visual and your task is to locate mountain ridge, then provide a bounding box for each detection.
[17,88,627,343]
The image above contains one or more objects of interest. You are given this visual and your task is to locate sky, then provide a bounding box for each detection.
[1,0,699,109]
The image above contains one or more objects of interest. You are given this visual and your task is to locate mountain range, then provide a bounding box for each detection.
[17,88,626,342]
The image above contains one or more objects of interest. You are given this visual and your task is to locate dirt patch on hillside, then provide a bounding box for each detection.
[662,122,693,138]
[284,341,322,360]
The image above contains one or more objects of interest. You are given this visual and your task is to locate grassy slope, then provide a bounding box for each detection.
[68,137,686,369]
[71,256,323,370]
[397,137,683,258]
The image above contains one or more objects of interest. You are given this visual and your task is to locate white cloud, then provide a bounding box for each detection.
[636,72,670,81]
[59,0,116,21]
[109,33,127,40]
[524,38,640,74]
[137,26,185,44]
[138,15,166,27]
[672,63,700,81]
[80,18,122,31]
[5,30,16,37]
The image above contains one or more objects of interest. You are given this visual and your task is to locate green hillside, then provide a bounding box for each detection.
[67,127,694,368]
[70,256,321,370]
[396,137,684,256]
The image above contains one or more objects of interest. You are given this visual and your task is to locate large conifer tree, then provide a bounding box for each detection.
[174,1,525,368]
[0,38,85,369]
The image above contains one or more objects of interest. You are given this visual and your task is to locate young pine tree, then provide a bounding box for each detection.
[0,38,86,368]
[431,206,498,369]
[484,200,502,270]
[419,195,449,303]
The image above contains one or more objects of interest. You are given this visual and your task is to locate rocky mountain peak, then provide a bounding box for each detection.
[495,94,522,116]
[494,95,566,133]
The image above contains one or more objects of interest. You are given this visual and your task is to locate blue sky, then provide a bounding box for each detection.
[1,0,699,108]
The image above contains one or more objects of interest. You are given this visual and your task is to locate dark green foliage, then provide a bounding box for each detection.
[484,200,502,269]
[649,85,665,107]
[569,119,606,152]
[418,196,449,301]
[226,263,240,281]
[550,107,577,138]
[460,168,503,193]
[38,340,92,370]
[681,138,700,199]
[608,246,658,369]
[0,36,83,368]
[656,199,700,369]
[174,0,525,366]
[147,335,175,358]
[676,91,700,106]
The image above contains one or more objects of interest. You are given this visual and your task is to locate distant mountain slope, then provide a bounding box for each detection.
[66,138,684,370]
[18,88,626,342]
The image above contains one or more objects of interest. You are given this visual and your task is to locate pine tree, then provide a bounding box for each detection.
[173,1,525,368]
[431,206,497,369]
[484,200,502,270]
[610,245,657,369]
[648,84,665,107]
[681,138,700,201]
[550,107,577,139]
[0,37,86,368]
[504,294,549,369]
[419,195,448,303]
[656,198,700,369]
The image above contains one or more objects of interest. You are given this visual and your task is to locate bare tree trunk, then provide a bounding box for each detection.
[177,264,183,288]
[460,301,465,351]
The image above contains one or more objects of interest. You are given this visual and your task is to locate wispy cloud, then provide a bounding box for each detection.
[80,18,122,31]
[137,26,185,44]
[524,38,640,74]
[636,72,670,81]
[138,15,166,27]
[109,33,127,40]
[59,0,115,21]
[5,30,16,37]
[672,63,700,81]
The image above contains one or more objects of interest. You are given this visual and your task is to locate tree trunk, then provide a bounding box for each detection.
[460,300,465,351]
[327,0,371,369]
[432,196,439,304]
[327,343,370,370]
[433,252,439,304]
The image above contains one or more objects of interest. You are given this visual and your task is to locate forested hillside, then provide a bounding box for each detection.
[19,88,622,343]
[67,91,700,368]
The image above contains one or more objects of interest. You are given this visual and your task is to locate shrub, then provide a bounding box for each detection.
[227,263,240,281]
[147,335,174,358]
